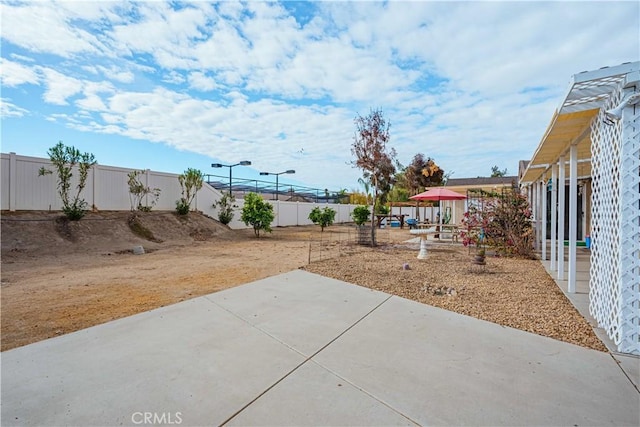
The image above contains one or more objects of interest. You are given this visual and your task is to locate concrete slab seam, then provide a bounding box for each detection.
[610,353,640,394]
[217,294,395,426]
[203,295,309,359]
[308,358,421,426]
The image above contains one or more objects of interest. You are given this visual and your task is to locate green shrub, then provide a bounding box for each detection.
[127,170,161,212]
[38,141,96,221]
[176,168,203,215]
[309,206,336,232]
[213,193,237,225]
[374,202,389,215]
[351,205,371,225]
[175,200,190,215]
[241,192,274,237]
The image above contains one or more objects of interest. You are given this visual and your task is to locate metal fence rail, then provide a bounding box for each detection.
[205,174,348,204]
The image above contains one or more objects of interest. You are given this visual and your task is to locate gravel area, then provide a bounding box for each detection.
[304,241,607,352]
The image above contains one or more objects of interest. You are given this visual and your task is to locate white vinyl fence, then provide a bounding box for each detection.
[1,152,359,230]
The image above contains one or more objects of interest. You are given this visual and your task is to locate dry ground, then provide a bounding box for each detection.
[1,211,605,352]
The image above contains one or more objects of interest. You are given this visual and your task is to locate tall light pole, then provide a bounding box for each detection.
[259,170,295,200]
[211,161,251,196]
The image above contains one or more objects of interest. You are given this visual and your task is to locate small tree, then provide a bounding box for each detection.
[460,190,534,258]
[241,192,275,237]
[374,201,389,215]
[176,168,204,215]
[349,191,369,205]
[213,193,237,225]
[38,141,96,220]
[127,170,161,212]
[351,108,396,246]
[404,154,444,195]
[351,205,370,225]
[491,165,508,177]
[309,206,336,232]
[486,191,534,258]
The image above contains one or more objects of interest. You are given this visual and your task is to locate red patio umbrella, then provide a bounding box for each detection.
[409,188,467,202]
[410,188,467,226]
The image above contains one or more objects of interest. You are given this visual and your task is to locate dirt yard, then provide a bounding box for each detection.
[1,211,605,352]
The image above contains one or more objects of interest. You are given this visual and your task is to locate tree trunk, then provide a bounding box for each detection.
[371,179,378,247]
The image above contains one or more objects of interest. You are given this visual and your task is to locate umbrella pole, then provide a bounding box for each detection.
[438,199,442,240]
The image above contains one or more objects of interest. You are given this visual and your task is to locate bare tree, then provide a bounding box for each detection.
[351,108,396,246]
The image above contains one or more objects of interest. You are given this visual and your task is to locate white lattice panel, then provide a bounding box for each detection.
[590,85,640,355]
[618,91,640,354]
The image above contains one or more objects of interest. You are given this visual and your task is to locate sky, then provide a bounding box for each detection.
[1,1,638,191]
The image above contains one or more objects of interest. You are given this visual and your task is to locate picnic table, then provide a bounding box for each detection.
[374,213,409,229]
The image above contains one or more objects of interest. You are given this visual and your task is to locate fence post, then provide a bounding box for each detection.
[145,169,150,208]
[9,152,17,211]
[91,165,97,210]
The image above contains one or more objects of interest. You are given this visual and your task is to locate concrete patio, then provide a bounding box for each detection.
[2,269,639,426]
[541,244,640,393]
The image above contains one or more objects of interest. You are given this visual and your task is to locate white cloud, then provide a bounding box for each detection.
[41,68,83,105]
[96,66,135,84]
[9,53,35,63]
[75,81,115,112]
[188,72,218,91]
[58,85,357,185]
[109,2,210,68]
[162,71,186,85]
[1,98,29,118]
[0,58,40,87]
[0,2,102,57]
[1,1,638,188]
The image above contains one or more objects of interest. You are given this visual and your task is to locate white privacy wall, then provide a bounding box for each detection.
[1,152,359,230]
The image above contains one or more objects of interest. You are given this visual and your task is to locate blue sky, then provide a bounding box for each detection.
[1,1,638,191]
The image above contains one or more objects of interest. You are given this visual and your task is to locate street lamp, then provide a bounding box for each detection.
[211,161,252,196]
[259,169,295,200]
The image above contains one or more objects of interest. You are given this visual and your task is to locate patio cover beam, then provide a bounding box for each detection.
[520,62,638,186]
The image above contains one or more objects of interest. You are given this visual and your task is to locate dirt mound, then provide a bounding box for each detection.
[1,210,239,258]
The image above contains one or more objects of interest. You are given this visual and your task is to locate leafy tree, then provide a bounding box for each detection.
[387,186,409,202]
[127,170,161,212]
[241,192,275,237]
[374,201,389,215]
[351,205,371,225]
[176,168,204,215]
[491,165,508,177]
[404,153,444,194]
[351,108,396,246]
[357,177,373,204]
[349,191,369,205]
[309,206,336,232]
[213,193,237,225]
[38,141,96,220]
